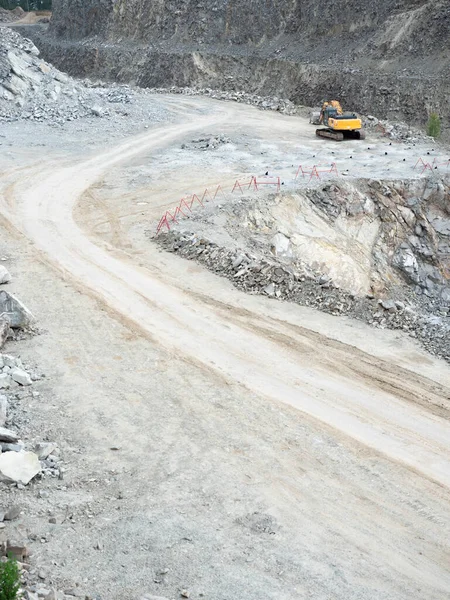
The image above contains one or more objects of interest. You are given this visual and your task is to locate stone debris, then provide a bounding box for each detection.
[146,85,298,115]
[363,115,431,143]
[0,353,36,388]
[0,450,41,484]
[181,133,231,151]
[0,28,136,125]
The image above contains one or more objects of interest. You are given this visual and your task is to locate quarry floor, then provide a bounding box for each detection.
[0,95,450,600]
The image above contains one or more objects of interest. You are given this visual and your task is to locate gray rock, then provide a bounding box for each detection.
[271,232,291,257]
[0,450,41,484]
[2,355,18,368]
[4,504,21,520]
[0,291,34,328]
[35,442,57,460]
[232,254,245,269]
[1,443,24,452]
[441,288,450,304]
[5,539,28,561]
[0,426,18,443]
[0,373,10,389]
[90,105,104,117]
[380,299,397,313]
[10,367,32,386]
[263,283,275,296]
[393,247,419,283]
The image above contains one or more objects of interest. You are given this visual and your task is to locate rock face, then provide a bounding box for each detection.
[48,0,449,51]
[24,0,450,137]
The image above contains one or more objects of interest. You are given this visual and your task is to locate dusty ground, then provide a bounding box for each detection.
[0,95,450,600]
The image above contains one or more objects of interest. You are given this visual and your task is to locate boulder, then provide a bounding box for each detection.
[380,299,397,313]
[0,426,18,443]
[0,291,34,328]
[4,504,21,520]
[10,367,32,386]
[270,232,291,257]
[1,443,24,452]
[5,540,28,561]
[0,450,41,484]
[393,247,419,283]
[35,442,56,460]
[2,355,18,368]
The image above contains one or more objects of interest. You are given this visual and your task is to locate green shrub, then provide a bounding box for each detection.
[427,112,441,139]
[0,556,21,600]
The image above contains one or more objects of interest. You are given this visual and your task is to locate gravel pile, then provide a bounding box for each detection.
[181,133,231,150]
[363,114,432,143]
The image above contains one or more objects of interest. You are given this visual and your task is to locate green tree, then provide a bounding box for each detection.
[427,112,441,139]
[0,556,21,600]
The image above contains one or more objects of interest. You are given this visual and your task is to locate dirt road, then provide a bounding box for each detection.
[4,98,450,486]
[1,96,450,599]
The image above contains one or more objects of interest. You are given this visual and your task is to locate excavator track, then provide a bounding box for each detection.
[316,128,366,142]
[316,128,344,142]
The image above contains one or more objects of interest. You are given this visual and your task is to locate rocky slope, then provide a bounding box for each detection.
[154,176,450,360]
[19,0,450,137]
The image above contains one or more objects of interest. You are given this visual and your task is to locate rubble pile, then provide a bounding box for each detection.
[0,352,62,487]
[363,115,431,143]
[156,230,449,360]
[181,133,231,151]
[0,28,135,124]
[146,85,298,115]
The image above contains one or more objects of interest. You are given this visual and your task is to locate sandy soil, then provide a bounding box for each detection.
[0,96,449,600]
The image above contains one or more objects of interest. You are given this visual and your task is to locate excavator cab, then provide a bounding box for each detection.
[320,106,339,126]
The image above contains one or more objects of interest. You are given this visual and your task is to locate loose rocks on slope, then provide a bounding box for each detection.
[0,28,135,125]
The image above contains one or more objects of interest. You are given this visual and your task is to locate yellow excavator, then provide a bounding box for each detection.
[314,100,365,141]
